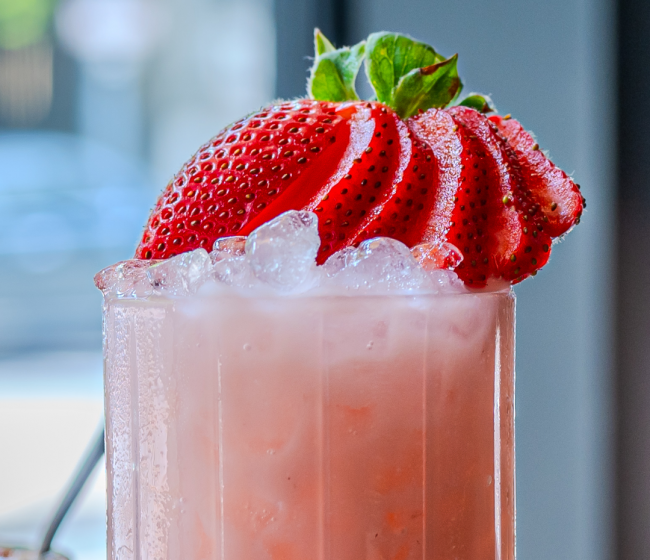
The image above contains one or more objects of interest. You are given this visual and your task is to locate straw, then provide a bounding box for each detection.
[39,429,105,555]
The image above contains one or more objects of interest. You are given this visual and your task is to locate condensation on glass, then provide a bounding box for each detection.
[103,291,515,560]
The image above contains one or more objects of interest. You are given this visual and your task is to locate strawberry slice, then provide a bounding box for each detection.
[406,109,463,245]
[489,115,584,237]
[137,99,353,259]
[351,123,439,249]
[444,106,553,286]
[239,102,405,262]
[308,103,404,261]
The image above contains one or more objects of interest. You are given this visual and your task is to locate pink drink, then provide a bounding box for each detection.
[102,287,515,560]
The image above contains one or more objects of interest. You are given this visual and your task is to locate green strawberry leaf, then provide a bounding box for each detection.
[392,54,463,119]
[458,93,495,113]
[308,33,366,102]
[365,32,444,105]
[314,28,336,56]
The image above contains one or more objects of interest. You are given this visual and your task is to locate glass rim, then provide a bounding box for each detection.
[100,285,515,303]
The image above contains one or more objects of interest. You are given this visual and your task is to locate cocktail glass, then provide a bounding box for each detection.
[99,282,515,560]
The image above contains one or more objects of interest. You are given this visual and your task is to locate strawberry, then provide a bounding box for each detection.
[489,114,584,237]
[241,102,405,263]
[137,99,355,259]
[135,30,583,287]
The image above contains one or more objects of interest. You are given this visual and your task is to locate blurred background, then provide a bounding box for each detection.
[0,0,645,558]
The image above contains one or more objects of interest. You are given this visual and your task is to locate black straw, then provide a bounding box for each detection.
[39,429,105,554]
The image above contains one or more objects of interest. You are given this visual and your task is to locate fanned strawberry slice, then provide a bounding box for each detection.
[444,106,552,286]
[137,99,353,259]
[406,109,463,245]
[489,114,584,237]
[352,122,439,249]
[240,102,404,263]
[307,103,404,261]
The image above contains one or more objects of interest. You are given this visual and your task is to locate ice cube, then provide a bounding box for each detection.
[411,241,463,270]
[211,236,247,263]
[322,245,356,276]
[212,255,260,288]
[94,259,156,298]
[245,210,321,291]
[427,269,467,293]
[147,249,211,296]
[325,237,434,292]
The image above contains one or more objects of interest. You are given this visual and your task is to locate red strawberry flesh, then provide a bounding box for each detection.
[489,115,584,237]
[137,100,352,260]
[406,109,463,245]
[352,120,439,249]
[307,103,404,262]
[443,106,553,285]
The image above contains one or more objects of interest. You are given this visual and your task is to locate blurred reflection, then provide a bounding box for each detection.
[0,0,55,126]
[0,0,275,556]
[0,131,152,350]
[0,43,53,126]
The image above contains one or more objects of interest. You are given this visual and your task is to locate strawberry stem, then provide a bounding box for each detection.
[308,30,468,118]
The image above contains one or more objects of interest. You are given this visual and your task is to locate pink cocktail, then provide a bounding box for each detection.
[95,18,587,559]
[100,267,515,560]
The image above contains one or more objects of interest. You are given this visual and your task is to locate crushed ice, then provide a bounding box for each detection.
[212,236,246,261]
[245,210,320,291]
[324,238,433,292]
[94,259,157,298]
[95,210,468,298]
[147,249,212,296]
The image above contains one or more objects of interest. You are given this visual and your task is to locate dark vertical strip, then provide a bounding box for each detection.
[616,0,650,557]
[330,0,350,47]
[44,44,78,132]
[274,0,350,99]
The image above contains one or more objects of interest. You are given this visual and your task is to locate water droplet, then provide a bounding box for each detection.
[367,340,374,350]
[267,448,275,455]
[243,343,251,351]
[487,475,493,486]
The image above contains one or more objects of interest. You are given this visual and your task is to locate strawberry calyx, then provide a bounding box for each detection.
[309,30,366,102]
[308,29,467,118]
